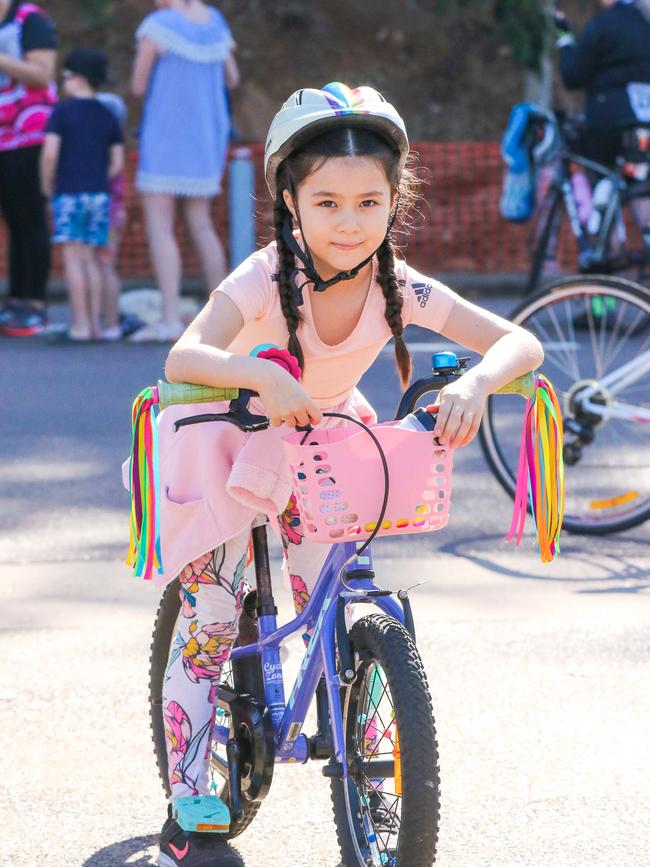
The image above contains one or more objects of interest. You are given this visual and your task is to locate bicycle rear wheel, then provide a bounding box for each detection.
[330,614,440,866]
[149,579,261,837]
[480,275,650,534]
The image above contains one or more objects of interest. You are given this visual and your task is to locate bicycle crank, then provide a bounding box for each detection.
[562,379,612,466]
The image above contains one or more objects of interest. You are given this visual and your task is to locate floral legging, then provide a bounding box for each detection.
[162,495,330,798]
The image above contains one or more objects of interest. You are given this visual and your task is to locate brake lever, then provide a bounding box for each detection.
[173,389,270,433]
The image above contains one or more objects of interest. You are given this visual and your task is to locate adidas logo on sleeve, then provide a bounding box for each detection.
[412,282,433,308]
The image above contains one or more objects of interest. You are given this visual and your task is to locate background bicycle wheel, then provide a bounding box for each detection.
[480,275,650,534]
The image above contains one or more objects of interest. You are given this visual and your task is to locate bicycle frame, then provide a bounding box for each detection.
[555,149,631,268]
[580,346,650,423]
[212,532,406,777]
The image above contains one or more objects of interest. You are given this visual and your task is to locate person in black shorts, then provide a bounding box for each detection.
[554,0,650,167]
[40,49,124,341]
[0,0,57,337]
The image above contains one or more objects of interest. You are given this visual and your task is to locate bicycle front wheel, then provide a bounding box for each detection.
[330,614,440,867]
[480,275,650,534]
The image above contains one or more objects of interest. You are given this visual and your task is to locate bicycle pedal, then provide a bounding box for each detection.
[172,795,231,833]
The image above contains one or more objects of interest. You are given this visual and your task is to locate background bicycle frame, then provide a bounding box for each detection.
[531,121,650,291]
[577,347,650,423]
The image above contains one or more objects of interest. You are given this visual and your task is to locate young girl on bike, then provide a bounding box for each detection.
[148,82,544,867]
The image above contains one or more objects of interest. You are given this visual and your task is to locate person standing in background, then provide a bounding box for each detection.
[96,90,128,341]
[40,49,124,342]
[0,0,56,337]
[130,0,240,343]
[554,0,650,166]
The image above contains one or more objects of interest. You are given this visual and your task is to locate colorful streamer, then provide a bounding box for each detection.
[506,374,565,563]
[126,386,163,580]
[125,346,298,581]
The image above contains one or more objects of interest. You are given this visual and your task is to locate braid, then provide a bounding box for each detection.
[376,236,412,388]
[273,191,305,373]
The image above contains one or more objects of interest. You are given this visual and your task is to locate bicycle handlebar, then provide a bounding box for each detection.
[158,368,537,432]
[157,381,239,410]
[496,372,536,399]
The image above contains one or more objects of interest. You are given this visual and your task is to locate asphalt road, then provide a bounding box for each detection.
[1,299,648,866]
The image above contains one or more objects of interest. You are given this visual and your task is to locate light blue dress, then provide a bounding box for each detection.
[136,7,233,196]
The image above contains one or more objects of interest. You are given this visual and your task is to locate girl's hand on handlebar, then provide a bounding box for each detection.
[257,366,323,428]
[431,375,488,448]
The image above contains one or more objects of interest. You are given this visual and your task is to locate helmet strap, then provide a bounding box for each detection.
[281,177,400,302]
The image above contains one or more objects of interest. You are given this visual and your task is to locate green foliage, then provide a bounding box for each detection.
[433,0,553,71]
[493,0,549,71]
[72,0,113,27]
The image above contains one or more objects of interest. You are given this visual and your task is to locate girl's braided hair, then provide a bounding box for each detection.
[273,126,419,387]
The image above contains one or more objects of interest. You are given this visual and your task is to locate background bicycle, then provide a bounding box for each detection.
[525,111,650,294]
[480,274,650,535]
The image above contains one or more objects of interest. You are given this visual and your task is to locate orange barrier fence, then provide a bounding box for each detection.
[0,143,581,281]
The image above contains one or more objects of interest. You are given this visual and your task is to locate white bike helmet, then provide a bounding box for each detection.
[264,82,409,197]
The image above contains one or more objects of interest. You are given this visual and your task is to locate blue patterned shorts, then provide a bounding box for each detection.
[52,193,111,247]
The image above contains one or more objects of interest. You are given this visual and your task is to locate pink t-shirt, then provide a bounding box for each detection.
[214,241,458,409]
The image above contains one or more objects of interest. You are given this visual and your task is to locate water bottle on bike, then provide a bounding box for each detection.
[587,177,615,235]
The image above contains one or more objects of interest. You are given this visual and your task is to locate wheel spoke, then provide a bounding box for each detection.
[350,662,403,864]
[483,279,650,532]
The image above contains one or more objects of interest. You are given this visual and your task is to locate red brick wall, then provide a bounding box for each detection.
[4,143,582,280]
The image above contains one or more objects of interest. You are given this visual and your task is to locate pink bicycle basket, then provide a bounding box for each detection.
[282,422,454,543]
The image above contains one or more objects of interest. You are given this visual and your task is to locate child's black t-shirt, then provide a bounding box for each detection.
[46,98,124,196]
[1,2,57,51]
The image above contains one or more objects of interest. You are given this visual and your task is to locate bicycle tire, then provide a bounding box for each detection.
[479,274,650,534]
[528,184,564,294]
[148,578,261,838]
[330,614,440,866]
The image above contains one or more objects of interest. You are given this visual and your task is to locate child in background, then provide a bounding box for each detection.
[40,49,124,341]
[96,91,128,340]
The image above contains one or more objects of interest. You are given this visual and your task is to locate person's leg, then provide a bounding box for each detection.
[0,152,10,308]
[278,495,332,645]
[97,206,126,334]
[62,243,93,339]
[95,252,121,334]
[82,194,112,338]
[141,192,183,327]
[584,124,621,170]
[0,146,50,305]
[81,245,103,338]
[632,197,650,239]
[162,529,251,800]
[182,196,228,292]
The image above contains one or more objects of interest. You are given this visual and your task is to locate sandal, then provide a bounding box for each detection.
[47,328,95,344]
[127,320,185,344]
[99,326,122,341]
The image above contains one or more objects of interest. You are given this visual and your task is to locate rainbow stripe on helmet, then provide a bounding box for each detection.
[322,82,372,115]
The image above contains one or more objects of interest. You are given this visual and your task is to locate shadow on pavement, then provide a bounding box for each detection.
[440,531,650,593]
[82,835,247,867]
[83,835,158,866]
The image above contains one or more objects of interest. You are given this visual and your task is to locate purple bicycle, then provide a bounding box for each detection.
[147,353,533,866]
